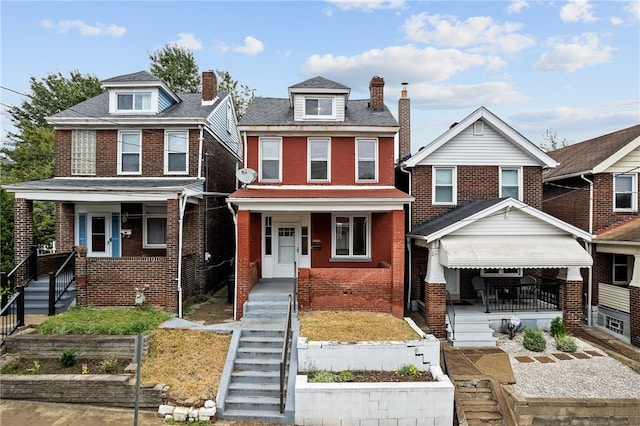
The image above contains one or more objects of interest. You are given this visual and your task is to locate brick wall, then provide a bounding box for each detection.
[425,282,446,337]
[542,176,590,232]
[56,202,75,252]
[630,286,640,348]
[561,279,583,331]
[13,198,33,261]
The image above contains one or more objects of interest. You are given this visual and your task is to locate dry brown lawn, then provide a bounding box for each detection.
[299,310,420,341]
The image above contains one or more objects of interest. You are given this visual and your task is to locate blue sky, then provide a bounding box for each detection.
[1,0,638,152]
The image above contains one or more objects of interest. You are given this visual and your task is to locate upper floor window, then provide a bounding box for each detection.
[259,137,281,182]
[143,204,167,248]
[612,254,632,285]
[71,130,96,175]
[165,131,188,174]
[304,97,334,119]
[117,92,152,111]
[433,167,456,205]
[308,138,330,181]
[500,167,522,200]
[118,131,142,174]
[356,139,377,182]
[332,214,370,259]
[614,174,637,211]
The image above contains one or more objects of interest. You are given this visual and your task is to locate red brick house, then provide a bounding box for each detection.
[4,70,241,316]
[543,125,640,347]
[398,104,593,346]
[227,76,412,320]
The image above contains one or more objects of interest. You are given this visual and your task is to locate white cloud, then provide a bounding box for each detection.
[560,0,598,23]
[302,44,492,83]
[402,13,535,54]
[231,36,264,56]
[507,0,529,15]
[170,33,203,51]
[625,1,640,20]
[609,16,623,26]
[40,19,126,37]
[533,33,613,72]
[410,81,529,108]
[325,0,405,12]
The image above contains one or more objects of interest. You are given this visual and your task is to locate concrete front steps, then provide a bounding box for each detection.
[220,282,296,424]
[453,377,516,426]
[448,313,497,347]
[23,275,76,315]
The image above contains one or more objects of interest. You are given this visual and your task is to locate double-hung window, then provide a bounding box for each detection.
[332,214,370,259]
[117,92,152,111]
[500,167,522,200]
[259,137,281,182]
[118,131,142,174]
[613,254,632,284]
[143,204,167,248]
[304,97,334,119]
[433,167,456,205]
[308,138,330,181]
[165,131,188,174]
[71,130,96,175]
[614,174,637,211]
[356,139,377,182]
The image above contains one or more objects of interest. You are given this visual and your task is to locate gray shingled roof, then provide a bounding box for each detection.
[408,198,507,237]
[102,70,163,84]
[239,97,397,127]
[544,124,640,180]
[4,178,202,191]
[289,76,350,91]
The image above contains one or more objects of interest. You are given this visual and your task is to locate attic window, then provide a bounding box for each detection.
[304,97,334,119]
[473,121,484,135]
[117,92,152,111]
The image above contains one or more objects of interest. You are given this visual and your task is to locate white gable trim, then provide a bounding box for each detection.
[593,136,640,174]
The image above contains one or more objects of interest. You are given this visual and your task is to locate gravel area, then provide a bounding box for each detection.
[496,332,640,399]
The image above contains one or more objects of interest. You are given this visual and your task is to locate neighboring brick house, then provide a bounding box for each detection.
[4,70,241,315]
[398,103,593,342]
[227,76,412,320]
[542,125,640,347]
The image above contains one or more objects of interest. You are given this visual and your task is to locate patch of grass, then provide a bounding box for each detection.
[299,311,419,341]
[36,306,173,335]
[140,329,231,400]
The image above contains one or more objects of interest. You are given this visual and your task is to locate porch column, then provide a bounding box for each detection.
[391,209,405,318]
[56,202,75,252]
[560,266,583,332]
[235,210,251,320]
[165,198,179,311]
[629,254,640,348]
[424,243,447,338]
[13,198,34,261]
[74,256,88,307]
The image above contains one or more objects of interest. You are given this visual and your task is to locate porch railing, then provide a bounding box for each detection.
[1,246,38,308]
[445,290,455,342]
[48,250,76,316]
[280,294,293,413]
[0,286,24,347]
[485,282,559,312]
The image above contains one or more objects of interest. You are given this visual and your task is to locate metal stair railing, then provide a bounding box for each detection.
[445,290,455,343]
[280,294,293,413]
[48,250,76,316]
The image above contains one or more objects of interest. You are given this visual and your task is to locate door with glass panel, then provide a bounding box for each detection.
[274,224,297,277]
[88,214,109,257]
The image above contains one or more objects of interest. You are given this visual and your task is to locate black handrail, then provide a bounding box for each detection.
[1,246,38,308]
[280,294,293,413]
[0,285,24,347]
[48,250,76,316]
[445,290,455,343]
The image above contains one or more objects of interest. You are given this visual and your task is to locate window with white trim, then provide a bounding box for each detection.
[143,204,167,248]
[304,97,334,119]
[614,174,637,211]
[117,92,152,111]
[332,214,370,259]
[433,167,456,205]
[118,131,142,174]
[71,130,96,175]
[308,138,330,181]
[500,167,522,200]
[613,254,632,284]
[259,137,281,182]
[356,139,377,182]
[165,131,188,174]
[481,268,523,278]
[473,120,484,135]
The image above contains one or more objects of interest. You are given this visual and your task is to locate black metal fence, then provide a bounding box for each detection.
[485,282,560,312]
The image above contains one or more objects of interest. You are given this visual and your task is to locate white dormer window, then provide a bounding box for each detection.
[304,97,335,119]
[117,92,151,111]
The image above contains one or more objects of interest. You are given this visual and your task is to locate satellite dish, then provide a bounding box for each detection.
[236,168,257,186]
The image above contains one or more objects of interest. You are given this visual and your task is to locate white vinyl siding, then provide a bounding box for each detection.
[118,130,142,175]
[294,94,346,121]
[165,131,189,174]
[598,283,630,313]
[417,124,540,166]
[71,130,96,175]
[451,208,565,236]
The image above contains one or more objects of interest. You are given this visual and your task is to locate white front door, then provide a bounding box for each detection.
[88,213,110,257]
[274,224,297,277]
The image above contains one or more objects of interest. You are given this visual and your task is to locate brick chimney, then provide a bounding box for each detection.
[369,76,385,111]
[202,70,217,103]
[398,83,411,160]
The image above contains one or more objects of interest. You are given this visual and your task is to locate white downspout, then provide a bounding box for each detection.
[176,191,188,318]
[227,201,238,320]
[242,131,248,169]
[581,174,594,326]
[197,126,204,179]
[400,163,412,311]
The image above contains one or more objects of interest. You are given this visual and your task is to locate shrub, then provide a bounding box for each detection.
[60,349,77,368]
[336,371,353,382]
[100,356,119,374]
[555,334,578,353]
[522,327,546,352]
[308,369,336,383]
[550,317,567,338]
[396,363,420,377]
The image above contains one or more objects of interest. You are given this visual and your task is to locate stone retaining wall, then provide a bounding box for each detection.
[3,332,153,360]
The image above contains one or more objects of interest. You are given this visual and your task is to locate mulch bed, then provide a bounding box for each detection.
[1,357,130,375]
[348,370,434,382]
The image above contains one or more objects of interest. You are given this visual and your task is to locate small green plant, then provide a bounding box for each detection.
[99,356,119,374]
[25,360,41,373]
[1,358,24,374]
[522,327,546,352]
[336,371,353,382]
[307,369,336,383]
[60,349,77,368]
[550,317,567,338]
[81,363,89,374]
[396,363,420,377]
[555,334,578,353]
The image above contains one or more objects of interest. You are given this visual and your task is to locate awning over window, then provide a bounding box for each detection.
[438,235,593,269]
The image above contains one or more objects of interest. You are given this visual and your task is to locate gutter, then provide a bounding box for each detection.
[399,163,413,311]
[198,126,204,179]
[581,174,594,326]
[176,190,189,318]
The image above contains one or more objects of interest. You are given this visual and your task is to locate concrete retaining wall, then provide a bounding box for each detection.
[295,365,454,426]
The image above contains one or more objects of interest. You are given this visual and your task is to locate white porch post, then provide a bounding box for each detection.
[426,242,446,284]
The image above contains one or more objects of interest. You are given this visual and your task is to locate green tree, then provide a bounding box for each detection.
[540,128,568,152]
[149,44,201,93]
[216,69,255,121]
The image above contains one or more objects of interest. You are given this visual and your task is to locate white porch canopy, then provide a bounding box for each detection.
[439,235,593,269]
